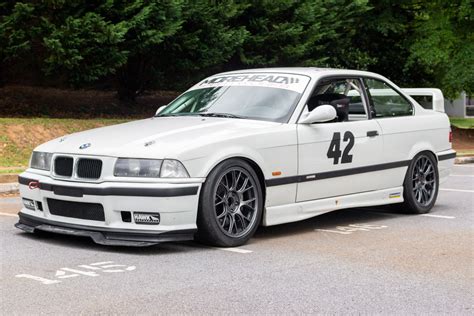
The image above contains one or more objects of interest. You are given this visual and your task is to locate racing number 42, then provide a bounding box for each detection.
[327,131,355,164]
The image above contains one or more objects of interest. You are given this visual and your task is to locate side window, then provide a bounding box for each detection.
[364,78,413,117]
[305,78,368,122]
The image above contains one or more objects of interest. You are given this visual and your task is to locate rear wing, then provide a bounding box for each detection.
[401,88,445,112]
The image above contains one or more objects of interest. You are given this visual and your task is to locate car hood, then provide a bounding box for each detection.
[36,116,282,159]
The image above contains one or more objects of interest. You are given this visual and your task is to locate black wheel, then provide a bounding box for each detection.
[196,159,263,247]
[399,152,439,214]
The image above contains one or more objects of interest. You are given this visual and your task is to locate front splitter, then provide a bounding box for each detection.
[15,212,197,247]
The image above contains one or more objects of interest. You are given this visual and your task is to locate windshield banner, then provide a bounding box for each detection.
[191,73,310,93]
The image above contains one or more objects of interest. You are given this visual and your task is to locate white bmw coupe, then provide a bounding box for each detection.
[16,68,456,247]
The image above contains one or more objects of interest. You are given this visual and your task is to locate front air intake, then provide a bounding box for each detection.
[47,198,105,221]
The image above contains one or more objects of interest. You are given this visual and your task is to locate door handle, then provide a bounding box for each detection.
[367,130,379,137]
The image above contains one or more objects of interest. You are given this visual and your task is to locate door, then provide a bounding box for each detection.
[296,78,383,202]
[362,77,417,189]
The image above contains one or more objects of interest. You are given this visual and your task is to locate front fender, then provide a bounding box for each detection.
[182,145,269,179]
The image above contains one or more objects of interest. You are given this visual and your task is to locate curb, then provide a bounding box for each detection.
[455,156,474,164]
[0,182,19,194]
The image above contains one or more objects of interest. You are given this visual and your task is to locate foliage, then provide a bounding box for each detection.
[449,117,474,129]
[234,0,371,69]
[154,1,248,89]
[407,0,474,98]
[351,0,430,86]
[0,0,473,99]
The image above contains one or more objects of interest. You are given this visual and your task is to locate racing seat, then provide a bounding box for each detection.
[307,93,350,122]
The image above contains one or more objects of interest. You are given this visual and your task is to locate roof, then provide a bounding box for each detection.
[217,67,386,81]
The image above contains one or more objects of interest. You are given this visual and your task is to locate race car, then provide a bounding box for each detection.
[15,68,456,247]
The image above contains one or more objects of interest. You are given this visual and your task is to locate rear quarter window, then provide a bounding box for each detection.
[364,78,413,118]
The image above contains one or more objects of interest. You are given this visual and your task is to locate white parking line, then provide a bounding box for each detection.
[217,247,253,254]
[420,214,456,219]
[0,212,18,217]
[454,164,474,168]
[449,175,474,177]
[440,188,474,193]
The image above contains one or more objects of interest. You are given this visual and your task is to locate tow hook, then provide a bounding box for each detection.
[28,181,40,190]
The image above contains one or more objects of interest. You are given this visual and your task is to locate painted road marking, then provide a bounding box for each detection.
[420,214,455,219]
[440,188,474,193]
[449,175,474,177]
[0,212,18,217]
[217,247,253,254]
[15,261,136,285]
[315,223,388,235]
[453,164,474,168]
[90,261,114,266]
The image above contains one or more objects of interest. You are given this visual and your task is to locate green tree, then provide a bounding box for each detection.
[141,1,248,91]
[0,1,249,99]
[0,1,131,87]
[2,0,472,101]
[233,0,371,69]
[408,0,474,98]
[352,0,426,86]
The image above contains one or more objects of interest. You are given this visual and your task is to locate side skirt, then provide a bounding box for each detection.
[262,187,404,226]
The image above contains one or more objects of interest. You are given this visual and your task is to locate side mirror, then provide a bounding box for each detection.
[299,104,337,124]
[155,105,166,116]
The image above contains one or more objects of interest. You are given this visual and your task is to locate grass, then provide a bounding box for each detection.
[456,150,474,156]
[0,118,130,168]
[450,117,474,129]
[0,168,25,175]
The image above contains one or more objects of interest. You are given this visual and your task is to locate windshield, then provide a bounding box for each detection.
[158,73,310,123]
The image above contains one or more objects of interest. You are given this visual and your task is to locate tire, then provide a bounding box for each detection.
[399,152,439,214]
[196,159,264,247]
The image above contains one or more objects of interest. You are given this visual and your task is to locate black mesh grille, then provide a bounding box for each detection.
[47,198,105,221]
[77,159,102,179]
[54,156,73,177]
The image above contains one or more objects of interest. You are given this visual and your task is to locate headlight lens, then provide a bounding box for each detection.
[114,158,190,178]
[160,159,190,178]
[114,158,163,177]
[30,152,53,170]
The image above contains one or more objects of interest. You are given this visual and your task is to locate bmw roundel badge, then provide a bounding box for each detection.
[79,143,91,149]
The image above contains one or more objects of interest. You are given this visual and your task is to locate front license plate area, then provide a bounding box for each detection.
[133,212,160,225]
[53,186,83,197]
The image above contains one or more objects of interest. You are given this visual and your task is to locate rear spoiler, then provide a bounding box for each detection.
[401,88,445,112]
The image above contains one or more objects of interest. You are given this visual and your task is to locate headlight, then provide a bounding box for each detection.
[114,158,163,177]
[160,159,190,178]
[30,151,53,170]
[114,158,190,178]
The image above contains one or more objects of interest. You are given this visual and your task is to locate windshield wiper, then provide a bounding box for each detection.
[155,113,199,117]
[156,112,246,119]
[198,112,246,119]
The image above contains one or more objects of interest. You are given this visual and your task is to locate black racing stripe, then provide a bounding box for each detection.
[265,160,411,187]
[438,152,456,161]
[265,175,299,187]
[18,176,199,197]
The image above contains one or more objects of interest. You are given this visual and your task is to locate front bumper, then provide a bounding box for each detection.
[16,171,203,246]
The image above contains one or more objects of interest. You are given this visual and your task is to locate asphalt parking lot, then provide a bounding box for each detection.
[1,164,473,314]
